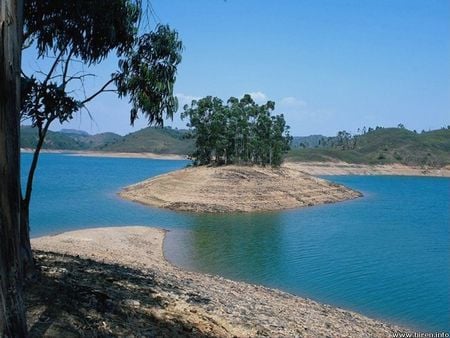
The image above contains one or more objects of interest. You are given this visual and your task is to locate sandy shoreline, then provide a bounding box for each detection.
[21,148,450,176]
[20,148,186,160]
[284,161,450,177]
[120,165,362,213]
[31,226,410,337]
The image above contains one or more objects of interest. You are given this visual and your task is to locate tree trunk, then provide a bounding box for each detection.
[19,202,33,279]
[0,0,27,336]
[19,120,51,278]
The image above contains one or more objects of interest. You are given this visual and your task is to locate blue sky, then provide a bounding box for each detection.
[22,0,449,136]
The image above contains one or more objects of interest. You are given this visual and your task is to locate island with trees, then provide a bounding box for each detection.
[120,94,362,213]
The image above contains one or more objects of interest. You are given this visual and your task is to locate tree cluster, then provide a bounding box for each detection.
[181,94,292,166]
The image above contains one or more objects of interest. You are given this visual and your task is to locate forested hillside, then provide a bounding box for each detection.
[287,127,450,167]
[98,127,193,154]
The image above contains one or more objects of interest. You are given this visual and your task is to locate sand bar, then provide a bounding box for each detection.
[31,226,410,337]
[119,165,362,213]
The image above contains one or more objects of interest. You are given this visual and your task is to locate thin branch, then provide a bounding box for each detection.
[78,104,100,131]
[21,70,30,79]
[64,74,96,86]
[62,48,75,88]
[80,77,118,105]
[35,70,62,80]
[43,44,68,86]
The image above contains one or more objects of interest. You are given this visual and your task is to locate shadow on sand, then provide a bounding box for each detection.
[25,251,214,337]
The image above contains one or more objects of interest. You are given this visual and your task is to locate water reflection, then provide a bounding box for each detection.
[166,212,285,283]
[165,176,450,332]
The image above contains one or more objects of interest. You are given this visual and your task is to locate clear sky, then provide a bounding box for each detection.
[22,0,450,136]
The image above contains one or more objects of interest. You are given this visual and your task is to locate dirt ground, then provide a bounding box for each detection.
[29,227,410,337]
[120,165,362,213]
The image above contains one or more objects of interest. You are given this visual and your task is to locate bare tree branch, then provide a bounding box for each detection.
[64,73,96,86]
[43,44,67,86]
[62,48,75,88]
[80,76,118,105]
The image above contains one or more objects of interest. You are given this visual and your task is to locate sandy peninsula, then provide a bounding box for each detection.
[120,165,362,213]
[30,226,409,337]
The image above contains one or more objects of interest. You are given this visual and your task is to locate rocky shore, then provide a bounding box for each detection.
[119,165,362,213]
[30,226,410,337]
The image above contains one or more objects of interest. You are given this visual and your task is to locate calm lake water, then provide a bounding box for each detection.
[23,153,449,332]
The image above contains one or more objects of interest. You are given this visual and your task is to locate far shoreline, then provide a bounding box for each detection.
[284,161,450,177]
[21,148,450,177]
[20,148,186,160]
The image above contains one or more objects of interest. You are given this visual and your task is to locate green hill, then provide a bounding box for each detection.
[21,125,450,165]
[98,127,194,154]
[287,128,450,167]
[20,126,193,155]
[21,126,91,150]
[291,135,326,148]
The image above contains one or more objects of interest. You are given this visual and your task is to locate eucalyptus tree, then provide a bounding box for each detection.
[0,0,28,335]
[20,0,183,274]
[181,96,224,165]
[182,94,291,166]
[271,114,292,166]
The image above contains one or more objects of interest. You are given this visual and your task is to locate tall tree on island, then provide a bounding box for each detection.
[182,94,292,166]
[0,0,28,335]
[20,0,183,276]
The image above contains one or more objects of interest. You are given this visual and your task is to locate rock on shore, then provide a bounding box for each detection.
[30,227,410,337]
[119,165,362,212]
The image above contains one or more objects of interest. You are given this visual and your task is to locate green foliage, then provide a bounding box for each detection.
[115,25,183,125]
[24,0,139,61]
[181,95,292,166]
[287,127,450,167]
[21,1,183,133]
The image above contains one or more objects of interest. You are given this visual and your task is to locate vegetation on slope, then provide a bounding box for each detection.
[98,127,193,154]
[21,126,122,151]
[22,125,450,166]
[21,126,193,155]
[287,127,450,167]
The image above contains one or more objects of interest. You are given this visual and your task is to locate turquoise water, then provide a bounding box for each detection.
[23,153,449,332]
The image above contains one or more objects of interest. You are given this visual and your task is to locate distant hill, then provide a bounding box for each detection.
[287,128,450,167]
[21,126,92,150]
[98,127,194,154]
[291,135,327,148]
[20,126,193,155]
[21,126,450,166]
[59,129,90,136]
